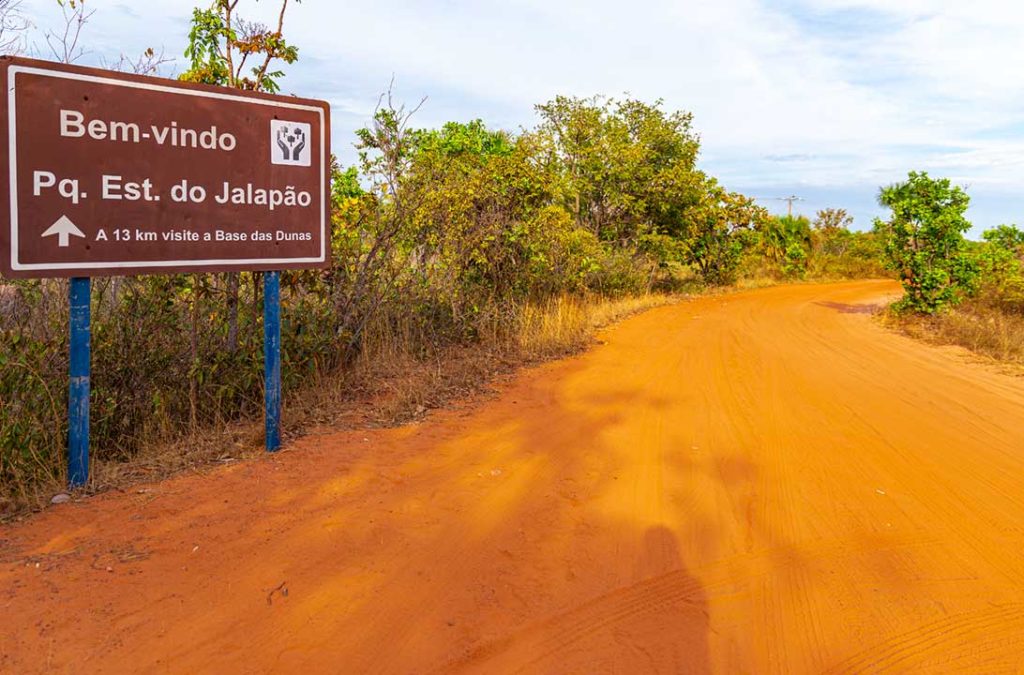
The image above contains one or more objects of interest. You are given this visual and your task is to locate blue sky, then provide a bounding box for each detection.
[19,0,1024,236]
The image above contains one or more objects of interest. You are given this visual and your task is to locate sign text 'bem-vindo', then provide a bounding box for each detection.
[0,56,331,278]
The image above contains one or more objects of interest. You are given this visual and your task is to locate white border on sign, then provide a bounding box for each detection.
[8,65,327,272]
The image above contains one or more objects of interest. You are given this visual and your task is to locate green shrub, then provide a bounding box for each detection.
[877,172,978,314]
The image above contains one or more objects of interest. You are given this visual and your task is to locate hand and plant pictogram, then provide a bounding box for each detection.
[275,124,305,161]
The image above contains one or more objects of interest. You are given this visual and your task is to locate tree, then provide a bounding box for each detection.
[813,208,854,233]
[102,47,173,77]
[681,181,765,285]
[409,119,513,159]
[181,0,302,352]
[976,225,1024,299]
[876,171,978,314]
[534,95,701,246]
[35,1,170,73]
[331,162,363,201]
[812,208,854,258]
[982,224,1024,252]
[759,215,811,278]
[399,122,565,302]
[0,0,27,55]
[181,0,300,92]
[43,0,94,63]
[760,215,810,263]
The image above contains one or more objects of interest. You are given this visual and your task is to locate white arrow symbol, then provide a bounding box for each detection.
[41,215,86,248]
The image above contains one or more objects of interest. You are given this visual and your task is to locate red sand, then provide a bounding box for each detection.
[3,280,1024,673]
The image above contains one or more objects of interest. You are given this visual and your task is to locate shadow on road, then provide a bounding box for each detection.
[815,301,883,315]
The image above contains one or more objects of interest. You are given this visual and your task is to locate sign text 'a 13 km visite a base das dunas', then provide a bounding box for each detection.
[0,56,331,278]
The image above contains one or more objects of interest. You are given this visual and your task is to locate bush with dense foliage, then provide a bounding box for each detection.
[972,224,1024,313]
[876,172,979,314]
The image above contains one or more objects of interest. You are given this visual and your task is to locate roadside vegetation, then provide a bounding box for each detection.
[4,0,1019,513]
[874,172,1024,366]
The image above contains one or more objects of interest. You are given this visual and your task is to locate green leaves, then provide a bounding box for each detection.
[410,120,514,159]
[182,7,231,86]
[534,95,700,244]
[974,224,1024,312]
[678,185,766,285]
[180,1,300,92]
[982,224,1024,252]
[876,171,978,314]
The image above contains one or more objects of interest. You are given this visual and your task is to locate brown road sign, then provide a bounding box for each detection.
[0,56,331,278]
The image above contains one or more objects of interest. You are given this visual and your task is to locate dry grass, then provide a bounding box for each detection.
[514,293,673,355]
[884,301,1024,369]
[2,292,675,519]
[300,292,675,427]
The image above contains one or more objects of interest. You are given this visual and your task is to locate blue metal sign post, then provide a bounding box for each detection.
[67,270,282,488]
[68,277,91,487]
[264,271,282,452]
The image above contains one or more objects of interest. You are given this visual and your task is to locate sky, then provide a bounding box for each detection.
[19,0,1024,236]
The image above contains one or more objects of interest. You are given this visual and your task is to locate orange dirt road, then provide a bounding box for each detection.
[3,280,1024,673]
